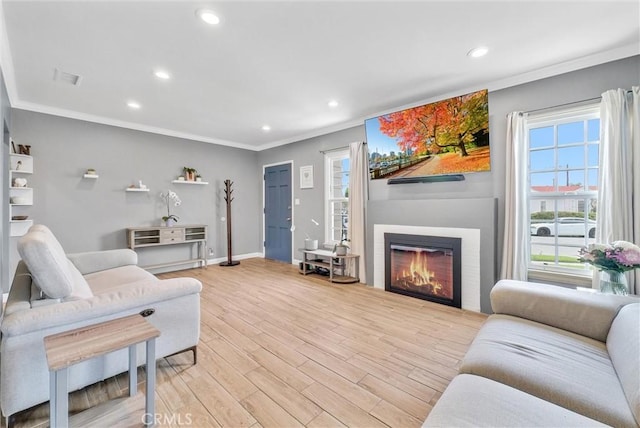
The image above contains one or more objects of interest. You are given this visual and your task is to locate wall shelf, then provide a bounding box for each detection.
[83,174,99,179]
[171,180,208,185]
[9,152,34,237]
[125,188,150,192]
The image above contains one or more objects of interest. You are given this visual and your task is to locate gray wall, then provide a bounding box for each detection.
[9,110,262,273]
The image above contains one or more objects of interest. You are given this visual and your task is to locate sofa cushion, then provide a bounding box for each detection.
[607,303,640,426]
[460,314,638,428]
[423,374,607,427]
[18,230,76,299]
[84,265,156,295]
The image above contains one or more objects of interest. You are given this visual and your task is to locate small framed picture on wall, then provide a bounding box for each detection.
[300,165,314,189]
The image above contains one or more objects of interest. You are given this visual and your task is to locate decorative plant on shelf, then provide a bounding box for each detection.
[159,190,181,226]
[183,167,197,181]
[334,239,350,256]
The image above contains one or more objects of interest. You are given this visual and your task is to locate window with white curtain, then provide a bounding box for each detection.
[527,104,600,277]
[324,149,350,244]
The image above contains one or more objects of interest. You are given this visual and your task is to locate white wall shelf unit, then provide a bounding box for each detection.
[9,153,34,236]
[125,188,150,192]
[83,174,99,179]
[171,180,208,185]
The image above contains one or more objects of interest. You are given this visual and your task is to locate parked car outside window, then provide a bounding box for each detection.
[530,217,596,238]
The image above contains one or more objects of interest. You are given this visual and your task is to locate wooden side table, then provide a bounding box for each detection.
[44,315,160,427]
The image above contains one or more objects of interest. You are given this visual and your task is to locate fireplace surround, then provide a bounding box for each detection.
[385,233,462,308]
[373,224,481,312]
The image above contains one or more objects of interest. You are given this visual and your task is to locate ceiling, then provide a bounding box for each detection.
[1,1,639,151]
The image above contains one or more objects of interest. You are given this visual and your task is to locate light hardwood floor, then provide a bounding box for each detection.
[11,258,487,427]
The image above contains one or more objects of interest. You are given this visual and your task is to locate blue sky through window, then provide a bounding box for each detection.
[529,119,599,187]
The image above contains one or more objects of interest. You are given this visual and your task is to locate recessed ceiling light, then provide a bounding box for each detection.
[154,70,171,80]
[127,101,141,109]
[467,46,489,58]
[261,125,271,132]
[197,9,221,25]
[328,100,339,108]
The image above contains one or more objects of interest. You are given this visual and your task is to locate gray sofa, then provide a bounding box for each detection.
[0,225,202,420]
[424,279,640,427]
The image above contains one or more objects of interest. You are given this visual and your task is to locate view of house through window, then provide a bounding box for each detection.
[325,149,350,244]
[527,105,600,276]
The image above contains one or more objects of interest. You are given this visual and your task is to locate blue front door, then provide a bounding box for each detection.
[264,164,292,263]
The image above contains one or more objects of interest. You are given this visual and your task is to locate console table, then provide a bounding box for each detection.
[299,248,360,283]
[127,225,207,270]
[44,315,160,427]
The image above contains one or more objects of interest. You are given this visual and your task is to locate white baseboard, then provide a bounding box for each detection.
[207,252,264,265]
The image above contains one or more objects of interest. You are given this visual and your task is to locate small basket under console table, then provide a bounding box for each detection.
[127,225,208,270]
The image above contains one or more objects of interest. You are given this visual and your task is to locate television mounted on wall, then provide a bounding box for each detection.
[365,89,490,183]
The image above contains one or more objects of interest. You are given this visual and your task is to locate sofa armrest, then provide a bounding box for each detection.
[67,249,138,274]
[0,277,202,337]
[491,279,639,342]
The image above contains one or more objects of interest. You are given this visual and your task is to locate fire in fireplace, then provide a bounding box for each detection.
[384,233,461,308]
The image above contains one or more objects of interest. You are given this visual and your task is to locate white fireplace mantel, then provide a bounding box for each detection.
[374,224,481,312]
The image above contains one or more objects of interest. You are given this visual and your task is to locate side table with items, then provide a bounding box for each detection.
[299,248,360,283]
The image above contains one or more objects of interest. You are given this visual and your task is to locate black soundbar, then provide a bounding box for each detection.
[387,174,465,184]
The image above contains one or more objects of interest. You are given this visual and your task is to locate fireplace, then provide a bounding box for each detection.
[384,233,461,308]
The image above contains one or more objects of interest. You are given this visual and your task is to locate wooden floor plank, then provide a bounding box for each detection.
[245,367,323,425]
[10,258,485,428]
[241,390,304,428]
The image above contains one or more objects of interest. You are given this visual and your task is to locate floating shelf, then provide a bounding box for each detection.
[171,180,209,185]
[10,187,32,190]
[83,174,99,179]
[10,219,33,237]
[125,188,150,192]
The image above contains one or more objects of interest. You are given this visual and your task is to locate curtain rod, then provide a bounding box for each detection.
[524,96,601,115]
[319,142,366,154]
[522,89,634,116]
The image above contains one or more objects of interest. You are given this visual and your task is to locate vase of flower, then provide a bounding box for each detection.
[160,190,181,227]
[579,240,640,295]
[599,269,629,295]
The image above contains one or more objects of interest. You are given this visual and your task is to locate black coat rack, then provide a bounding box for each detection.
[220,179,240,267]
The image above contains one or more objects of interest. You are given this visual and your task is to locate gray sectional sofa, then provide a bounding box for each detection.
[424,279,640,427]
[0,225,202,421]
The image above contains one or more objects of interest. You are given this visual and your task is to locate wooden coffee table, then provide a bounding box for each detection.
[44,314,160,427]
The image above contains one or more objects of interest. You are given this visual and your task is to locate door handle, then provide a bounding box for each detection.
[286,217,291,221]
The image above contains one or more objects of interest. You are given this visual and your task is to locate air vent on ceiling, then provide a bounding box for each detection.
[53,68,82,86]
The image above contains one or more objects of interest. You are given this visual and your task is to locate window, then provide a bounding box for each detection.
[324,149,350,244]
[527,105,599,276]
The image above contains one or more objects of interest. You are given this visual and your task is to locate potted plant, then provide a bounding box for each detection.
[334,239,350,256]
[183,167,197,181]
[196,174,202,182]
[159,190,181,226]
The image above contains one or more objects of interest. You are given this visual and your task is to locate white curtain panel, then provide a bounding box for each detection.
[598,87,639,294]
[500,112,530,281]
[348,141,368,283]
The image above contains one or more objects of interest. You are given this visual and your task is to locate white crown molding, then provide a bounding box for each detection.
[11,100,259,151]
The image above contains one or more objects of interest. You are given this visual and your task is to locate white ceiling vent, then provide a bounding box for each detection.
[53,68,82,86]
